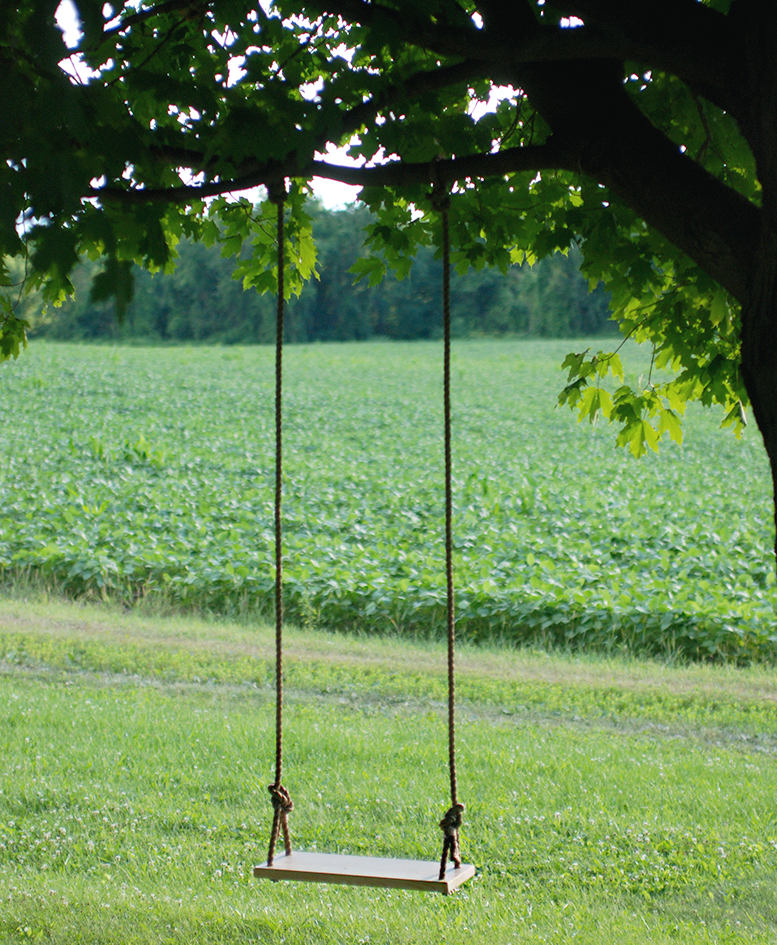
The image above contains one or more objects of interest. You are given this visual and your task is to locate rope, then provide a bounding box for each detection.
[432,188,465,880]
[441,200,458,810]
[266,181,293,867]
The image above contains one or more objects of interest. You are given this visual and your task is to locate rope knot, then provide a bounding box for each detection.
[438,802,464,878]
[268,783,294,813]
[266,783,293,865]
[439,802,465,836]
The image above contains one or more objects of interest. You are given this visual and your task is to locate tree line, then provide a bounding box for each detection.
[30,204,613,344]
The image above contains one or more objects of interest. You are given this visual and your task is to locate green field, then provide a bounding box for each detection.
[0,340,774,658]
[1,599,777,944]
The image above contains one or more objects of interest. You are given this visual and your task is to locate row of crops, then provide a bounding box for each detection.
[0,340,774,659]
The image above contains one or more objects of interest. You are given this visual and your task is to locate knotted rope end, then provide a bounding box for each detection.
[438,802,465,879]
[439,802,465,833]
[268,782,294,813]
[266,783,294,866]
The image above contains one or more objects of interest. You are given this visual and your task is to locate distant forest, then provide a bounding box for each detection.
[31,204,615,343]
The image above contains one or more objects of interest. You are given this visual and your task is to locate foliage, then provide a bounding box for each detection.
[31,205,613,343]
[0,341,773,661]
[1,0,770,465]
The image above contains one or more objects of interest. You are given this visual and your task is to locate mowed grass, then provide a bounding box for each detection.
[0,340,774,658]
[1,599,777,944]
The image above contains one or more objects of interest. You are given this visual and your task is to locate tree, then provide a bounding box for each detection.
[1,1,775,549]
[30,204,610,341]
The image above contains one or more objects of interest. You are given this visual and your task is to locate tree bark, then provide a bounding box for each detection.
[732,3,777,558]
[740,226,777,558]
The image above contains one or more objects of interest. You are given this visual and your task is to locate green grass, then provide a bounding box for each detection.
[0,340,774,659]
[1,598,777,943]
[2,597,777,735]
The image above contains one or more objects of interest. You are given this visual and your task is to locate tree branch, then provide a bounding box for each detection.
[508,51,758,303]
[90,141,575,204]
[320,0,737,114]
[549,0,741,114]
[101,0,207,39]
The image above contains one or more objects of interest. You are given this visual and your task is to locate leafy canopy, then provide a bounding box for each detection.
[0,0,754,453]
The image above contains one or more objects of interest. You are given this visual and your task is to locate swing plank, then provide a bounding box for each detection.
[254,852,475,894]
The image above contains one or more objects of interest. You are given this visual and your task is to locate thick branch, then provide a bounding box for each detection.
[320,0,735,109]
[312,142,574,186]
[592,139,757,304]
[90,141,574,204]
[554,0,742,115]
[511,56,758,303]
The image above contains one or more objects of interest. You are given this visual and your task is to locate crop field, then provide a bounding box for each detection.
[0,340,773,659]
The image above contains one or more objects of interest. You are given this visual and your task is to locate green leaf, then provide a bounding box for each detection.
[710,289,729,327]
[0,314,28,360]
[350,256,387,288]
[578,386,614,422]
[720,401,747,438]
[657,407,683,445]
[617,419,660,458]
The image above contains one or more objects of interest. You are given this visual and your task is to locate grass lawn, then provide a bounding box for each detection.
[1,597,776,944]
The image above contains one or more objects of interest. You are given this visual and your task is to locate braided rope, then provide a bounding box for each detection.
[434,192,465,879]
[266,182,292,867]
[273,193,284,790]
[441,202,458,811]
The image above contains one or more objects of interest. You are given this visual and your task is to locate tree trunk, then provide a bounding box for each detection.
[733,3,777,562]
[739,225,777,560]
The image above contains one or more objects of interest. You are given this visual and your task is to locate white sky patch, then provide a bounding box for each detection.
[300,77,325,102]
[55,0,81,47]
[313,177,361,208]
[55,0,103,84]
[469,83,517,120]
[313,142,366,208]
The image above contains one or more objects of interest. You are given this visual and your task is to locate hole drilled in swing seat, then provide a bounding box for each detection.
[254,852,476,894]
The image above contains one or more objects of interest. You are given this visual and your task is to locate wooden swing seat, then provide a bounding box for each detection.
[254,851,475,894]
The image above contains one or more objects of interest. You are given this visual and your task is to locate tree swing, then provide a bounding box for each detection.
[253,182,475,895]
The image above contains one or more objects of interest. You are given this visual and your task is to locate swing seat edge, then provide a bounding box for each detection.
[253,851,476,893]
